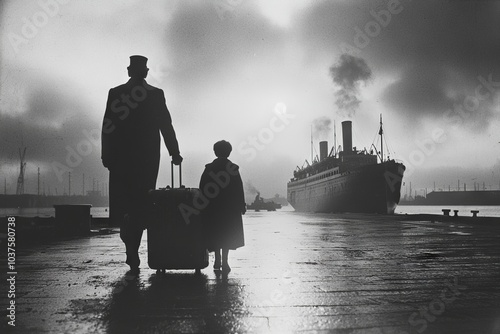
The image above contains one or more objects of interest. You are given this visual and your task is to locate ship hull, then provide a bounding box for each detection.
[287,161,405,214]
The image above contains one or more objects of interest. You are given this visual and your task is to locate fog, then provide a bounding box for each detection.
[1,0,499,199]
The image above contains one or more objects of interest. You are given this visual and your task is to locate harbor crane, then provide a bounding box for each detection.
[16,147,27,195]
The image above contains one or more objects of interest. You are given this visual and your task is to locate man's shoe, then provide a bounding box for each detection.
[129,266,140,275]
[213,261,221,271]
[221,264,231,274]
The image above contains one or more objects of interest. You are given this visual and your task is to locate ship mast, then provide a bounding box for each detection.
[379,114,383,163]
[310,124,313,163]
[333,120,337,157]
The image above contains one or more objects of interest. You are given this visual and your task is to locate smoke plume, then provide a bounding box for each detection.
[245,181,259,195]
[312,116,332,140]
[329,53,372,116]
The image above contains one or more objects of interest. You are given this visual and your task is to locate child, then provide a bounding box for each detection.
[199,140,246,273]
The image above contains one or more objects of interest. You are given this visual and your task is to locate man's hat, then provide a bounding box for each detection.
[128,55,148,70]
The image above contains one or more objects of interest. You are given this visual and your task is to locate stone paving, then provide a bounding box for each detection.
[2,211,500,333]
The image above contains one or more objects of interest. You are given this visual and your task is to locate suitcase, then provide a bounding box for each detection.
[147,162,208,274]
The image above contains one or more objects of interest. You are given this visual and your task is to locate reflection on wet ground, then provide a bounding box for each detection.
[2,211,500,333]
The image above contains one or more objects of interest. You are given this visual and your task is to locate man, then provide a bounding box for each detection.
[101,55,182,273]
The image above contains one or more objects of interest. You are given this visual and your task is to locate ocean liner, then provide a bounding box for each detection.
[287,118,405,214]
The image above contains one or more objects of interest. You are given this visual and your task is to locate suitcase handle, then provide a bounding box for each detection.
[171,161,183,188]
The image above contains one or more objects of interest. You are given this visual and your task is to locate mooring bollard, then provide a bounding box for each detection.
[54,204,92,236]
[442,209,451,216]
[453,210,459,217]
[471,210,479,218]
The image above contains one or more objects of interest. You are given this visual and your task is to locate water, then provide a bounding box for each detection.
[396,205,500,217]
[2,205,499,217]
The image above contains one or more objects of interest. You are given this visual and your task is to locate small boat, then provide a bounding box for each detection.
[247,193,282,211]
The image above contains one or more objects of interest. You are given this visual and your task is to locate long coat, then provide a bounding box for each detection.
[101,79,180,225]
[199,158,245,251]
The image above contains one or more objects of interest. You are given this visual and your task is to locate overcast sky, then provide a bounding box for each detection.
[1,0,500,199]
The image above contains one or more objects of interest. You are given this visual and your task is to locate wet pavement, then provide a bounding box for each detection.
[2,211,500,333]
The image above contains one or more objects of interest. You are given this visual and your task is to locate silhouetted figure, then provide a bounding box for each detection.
[199,140,245,274]
[101,55,182,273]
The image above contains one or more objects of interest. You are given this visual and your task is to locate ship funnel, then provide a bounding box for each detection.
[319,141,328,161]
[341,121,352,153]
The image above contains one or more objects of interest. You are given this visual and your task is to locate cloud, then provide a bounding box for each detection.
[382,63,453,117]
[382,62,499,131]
[0,71,104,191]
[164,1,286,88]
[297,0,500,130]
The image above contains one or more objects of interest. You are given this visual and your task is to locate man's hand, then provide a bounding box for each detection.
[172,154,183,165]
[102,158,111,170]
